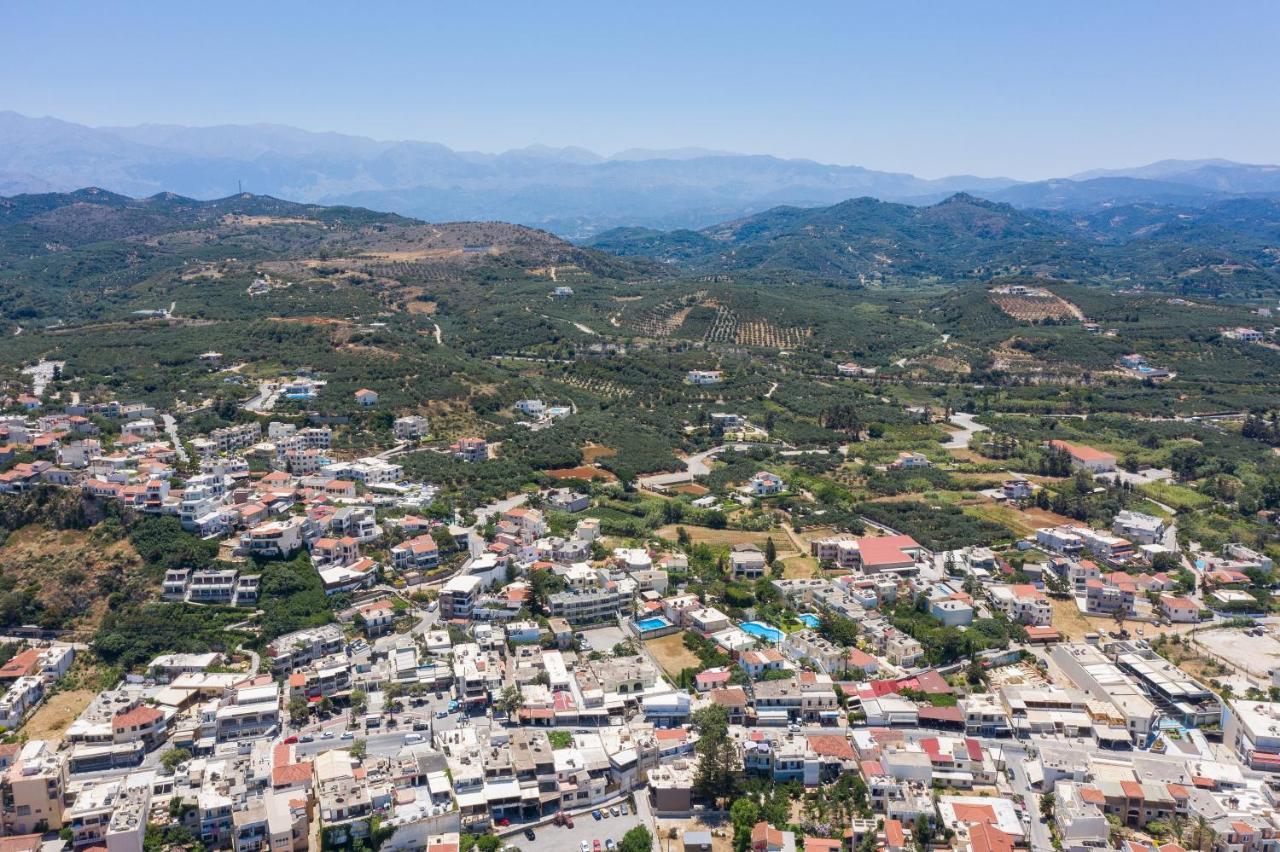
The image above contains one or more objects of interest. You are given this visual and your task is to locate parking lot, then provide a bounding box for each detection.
[579,623,630,652]
[1195,627,1280,680]
[514,803,644,852]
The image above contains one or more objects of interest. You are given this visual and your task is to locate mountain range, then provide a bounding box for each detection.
[5,111,1280,237]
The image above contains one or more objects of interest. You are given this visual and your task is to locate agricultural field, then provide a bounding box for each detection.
[989,286,1084,322]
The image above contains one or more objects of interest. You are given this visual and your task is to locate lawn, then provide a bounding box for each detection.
[645,633,702,679]
[781,556,820,578]
[1139,481,1212,511]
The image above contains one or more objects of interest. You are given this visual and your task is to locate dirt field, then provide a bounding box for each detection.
[652,525,795,554]
[963,501,1076,537]
[669,483,710,496]
[1194,628,1280,679]
[582,443,617,463]
[545,465,617,481]
[21,689,95,744]
[1049,597,1105,641]
[645,633,702,678]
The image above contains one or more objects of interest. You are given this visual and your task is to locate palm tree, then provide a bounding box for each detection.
[1188,815,1215,852]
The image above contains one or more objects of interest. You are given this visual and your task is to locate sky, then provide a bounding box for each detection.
[3,1,1279,179]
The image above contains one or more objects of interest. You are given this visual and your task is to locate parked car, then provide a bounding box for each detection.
[564,814,574,828]
[580,842,589,852]
[495,818,510,827]
[619,804,628,815]
[321,731,335,739]
[436,709,450,718]
[606,840,616,851]
[299,734,313,743]
[593,841,601,852]
[524,829,536,841]
[592,809,602,820]
[609,805,619,817]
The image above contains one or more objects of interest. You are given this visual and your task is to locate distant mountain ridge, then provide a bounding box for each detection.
[2,111,1280,237]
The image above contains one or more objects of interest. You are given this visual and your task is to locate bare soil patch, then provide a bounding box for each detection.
[545,466,616,482]
[21,689,95,744]
[645,633,702,678]
[582,443,617,463]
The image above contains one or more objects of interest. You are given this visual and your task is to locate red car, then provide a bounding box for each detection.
[593,841,601,852]
[495,818,510,827]
[282,735,299,744]
[564,815,574,828]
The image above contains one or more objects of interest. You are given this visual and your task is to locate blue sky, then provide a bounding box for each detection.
[3,1,1278,179]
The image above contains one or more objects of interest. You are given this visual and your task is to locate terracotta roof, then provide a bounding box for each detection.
[968,823,1014,852]
[806,734,855,760]
[951,802,998,825]
[751,821,783,847]
[272,760,313,787]
[885,819,905,848]
[1048,439,1116,463]
[113,705,163,729]
[1120,779,1145,800]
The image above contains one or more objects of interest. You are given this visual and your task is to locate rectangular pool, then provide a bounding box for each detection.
[797,614,820,629]
[636,616,672,632]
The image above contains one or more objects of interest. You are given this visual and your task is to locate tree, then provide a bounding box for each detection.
[764,537,777,566]
[730,797,760,852]
[161,748,191,774]
[350,688,368,717]
[618,826,653,852]
[692,704,739,807]
[288,695,310,725]
[496,686,524,716]
[350,738,367,761]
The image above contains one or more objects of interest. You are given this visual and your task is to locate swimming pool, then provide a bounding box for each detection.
[740,621,785,643]
[797,614,820,629]
[636,616,673,632]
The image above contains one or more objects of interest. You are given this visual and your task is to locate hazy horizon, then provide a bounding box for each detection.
[4,2,1279,181]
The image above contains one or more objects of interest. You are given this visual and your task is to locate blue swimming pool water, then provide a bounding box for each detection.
[740,621,785,642]
[797,614,820,629]
[636,616,672,631]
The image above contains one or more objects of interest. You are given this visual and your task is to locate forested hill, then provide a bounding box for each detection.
[588,193,1280,296]
[0,188,643,322]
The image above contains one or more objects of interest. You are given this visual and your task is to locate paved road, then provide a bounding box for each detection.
[161,414,189,463]
[942,412,988,450]
[242,381,279,413]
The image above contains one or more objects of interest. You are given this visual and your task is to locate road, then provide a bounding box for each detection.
[161,414,189,463]
[242,380,279,413]
[473,492,529,527]
[942,412,988,450]
[636,444,736,489]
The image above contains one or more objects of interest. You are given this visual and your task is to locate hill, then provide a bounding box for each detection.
[0,188,640,323]
[588,193,1280,294]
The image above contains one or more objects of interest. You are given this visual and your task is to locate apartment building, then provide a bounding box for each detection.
[987,584,1052,626]
[548,586,628,625]
[441,575,483,621]
[0,740,65,834]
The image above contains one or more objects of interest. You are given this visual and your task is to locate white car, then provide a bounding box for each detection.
[340,731,355,740]
[580,842,590,852]
[321,731,335,739]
